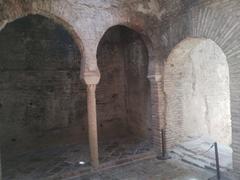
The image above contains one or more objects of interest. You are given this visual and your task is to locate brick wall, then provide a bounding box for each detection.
[0,0,240,175]
[164,38,231,146]
[96,26,152,142]
[159,1,240,173]
[0,15,87,155]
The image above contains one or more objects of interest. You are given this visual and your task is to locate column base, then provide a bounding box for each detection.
[156,154,171,160]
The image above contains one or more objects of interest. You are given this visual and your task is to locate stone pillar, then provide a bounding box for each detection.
[86,83,99,168]
[148,75,166,154]
[83,70,100,168]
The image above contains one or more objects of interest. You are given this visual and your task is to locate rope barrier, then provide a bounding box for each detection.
[177,142,221,180]
[195,143,215,156]
[179,142,215,160]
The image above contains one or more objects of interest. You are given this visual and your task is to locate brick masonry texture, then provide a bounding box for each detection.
[0,14,88,155]
[96,26,151,142]
[0,0,240,175]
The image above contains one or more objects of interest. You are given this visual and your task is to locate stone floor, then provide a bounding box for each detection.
[3,147,235,180]
[77,158,216,180]
[2,138,152,180]
[3,137,237,180]
[171,137,232,171]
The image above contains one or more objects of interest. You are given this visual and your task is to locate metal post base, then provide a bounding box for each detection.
[156,154,171,160]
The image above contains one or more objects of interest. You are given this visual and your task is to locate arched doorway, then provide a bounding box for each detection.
[0,15,88,179]
[164,37,232,170]
[96,25,153,163]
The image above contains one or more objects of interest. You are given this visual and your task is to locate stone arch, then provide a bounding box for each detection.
[164,37,231,148]
[0,13,90,178]
[0,6,85,76]
[97,24,164,154]
[159,5,240,174]
[96,24,154,162]
[186,7,240,174]
[98,23,156,76]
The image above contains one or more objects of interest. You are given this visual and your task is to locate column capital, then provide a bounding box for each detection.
[87,84,97,92]
[83,71,100,85]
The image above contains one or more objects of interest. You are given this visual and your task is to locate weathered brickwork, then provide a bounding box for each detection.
[96,26,151,142]
[165,38,231,147]
[0,15,88,155]
[0,0,240,176]
[159,1,240,173]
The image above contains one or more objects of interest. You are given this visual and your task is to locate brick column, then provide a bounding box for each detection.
[86,83,99,168]
[148,75,166,154]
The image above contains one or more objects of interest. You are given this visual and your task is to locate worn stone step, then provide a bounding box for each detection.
[171,138,233,172]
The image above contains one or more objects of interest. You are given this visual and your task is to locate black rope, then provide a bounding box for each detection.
[196,143,215,156]
[180,142,215,159]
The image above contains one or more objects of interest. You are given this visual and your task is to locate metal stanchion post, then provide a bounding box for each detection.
[214,142,221,180]
[208,141,233,180]
[157,129,171,160]
[209,142,223,180]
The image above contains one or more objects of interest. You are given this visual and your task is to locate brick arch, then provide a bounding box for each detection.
[97,23,156,77]
[188,8,240,175]
[96,24,164,155]
[0,2,85,76]
[164,37,231,147]
[0,9,94,176]
[160,5,240,174]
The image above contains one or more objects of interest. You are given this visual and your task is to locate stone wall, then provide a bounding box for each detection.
[97,26,128,140]
[0,0,240,175]
[160,1,240,173]
[96,26,151,141]
[0,15,87,155]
